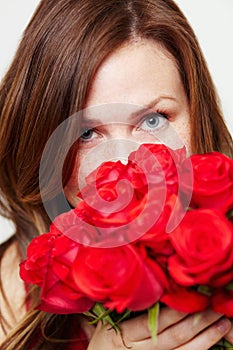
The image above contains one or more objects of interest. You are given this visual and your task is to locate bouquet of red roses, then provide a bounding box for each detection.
[20,144,233,348]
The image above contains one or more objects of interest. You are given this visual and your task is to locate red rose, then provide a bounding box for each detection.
[53,209,100,246]
[73,146,183,246]
[53,189,170,248]
[212,289,233,317]
[75,159,167,246]
[76,182,177,247]
[129,143,187,194]
[130,191,182,262]
[181,152,233,213]
[161,280,210,313]
[40,231,94,313]
[20,226,94,314]
[77,180,147,228]
[83,160,147,196]
[19,232,58,287]
[77,160,148,228]
[72,244,167,313]
[38,267,94,314]
[168,209,233,287]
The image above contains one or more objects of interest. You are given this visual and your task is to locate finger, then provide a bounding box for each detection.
[120,313,151,342]
[122,337,161,350]
[93,321,157,350]
[157,307,188,333]
[177,317,232,350]
[156,309,223,350]
[224,320,233,345]
[120,308,187,342]
[125,318,232,350]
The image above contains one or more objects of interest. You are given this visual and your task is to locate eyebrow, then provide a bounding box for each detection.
[131,95,177,118]
[81,95,177,125]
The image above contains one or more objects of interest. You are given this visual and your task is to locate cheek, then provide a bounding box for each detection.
[172,113,191,155]
[63,158,80,207]
[64,140,139,207]
[178,122,191,155]
[64,151,93,204]
[64,145,117,206]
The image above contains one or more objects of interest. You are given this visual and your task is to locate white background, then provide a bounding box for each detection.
[0,0,232,242]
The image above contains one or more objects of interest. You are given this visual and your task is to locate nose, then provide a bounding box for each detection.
[86,122,141,164]
[102,137,140,164]
[77,128,141,190]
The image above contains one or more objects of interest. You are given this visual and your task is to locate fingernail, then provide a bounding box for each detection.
[217,318,231,333]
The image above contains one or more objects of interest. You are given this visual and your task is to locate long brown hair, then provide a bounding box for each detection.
[0,0,232,348]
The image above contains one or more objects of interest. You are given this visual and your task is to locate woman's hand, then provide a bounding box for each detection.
[86,307,232,350]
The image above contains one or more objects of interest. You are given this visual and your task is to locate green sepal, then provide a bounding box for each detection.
[115,309,132,325]
[92,303,118,330]
[225,281,233,291]
[197,285,212,296]
[84,304,131,348]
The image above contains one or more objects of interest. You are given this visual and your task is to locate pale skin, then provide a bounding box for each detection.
[1,39,233,348]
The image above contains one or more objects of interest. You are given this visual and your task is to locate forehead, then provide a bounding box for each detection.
[85,39,183,109]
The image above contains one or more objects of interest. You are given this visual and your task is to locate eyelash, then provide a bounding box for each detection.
[80,110,170,142]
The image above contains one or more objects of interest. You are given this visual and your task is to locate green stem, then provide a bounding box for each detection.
[148,303,160,345]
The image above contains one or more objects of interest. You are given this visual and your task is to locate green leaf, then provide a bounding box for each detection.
[148,303,160,345]
[227,209,233,219]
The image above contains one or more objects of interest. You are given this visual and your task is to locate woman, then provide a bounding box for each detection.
[0,0,233,349]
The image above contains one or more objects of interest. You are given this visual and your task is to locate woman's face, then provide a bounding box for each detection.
[64,39,191,207]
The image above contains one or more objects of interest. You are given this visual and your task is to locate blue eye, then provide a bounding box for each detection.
[140,112,167,131]
[145,114,160,128]
[80,129,94,141]
[80,128,94,140]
